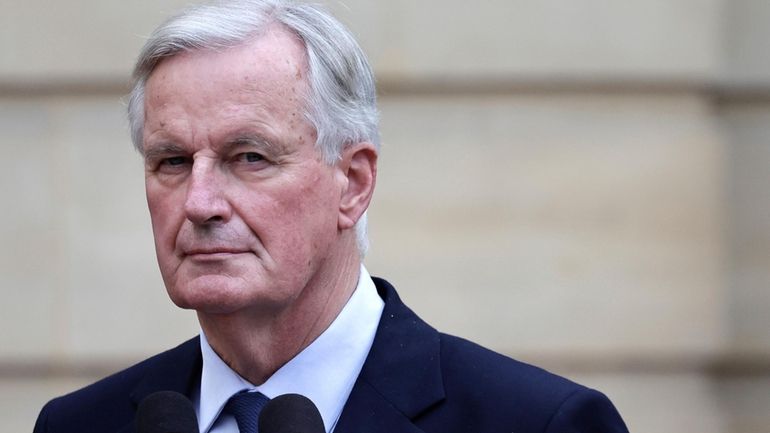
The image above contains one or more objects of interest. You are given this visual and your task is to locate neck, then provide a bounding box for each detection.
[197,244,361,385]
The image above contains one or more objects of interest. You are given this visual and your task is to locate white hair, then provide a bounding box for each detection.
[127,0,379,255]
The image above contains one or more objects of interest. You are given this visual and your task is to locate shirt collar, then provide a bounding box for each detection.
[197,265,384,433]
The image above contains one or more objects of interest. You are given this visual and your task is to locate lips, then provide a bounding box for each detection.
[176,227,257,259]
[184,248,249,256]
[181,247,253,262]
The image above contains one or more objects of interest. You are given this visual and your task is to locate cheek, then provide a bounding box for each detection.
[244,178,338,253]
[146,187,184,250]
[293,177,342,243]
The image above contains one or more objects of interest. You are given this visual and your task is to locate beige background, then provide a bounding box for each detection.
[1,1,769,432]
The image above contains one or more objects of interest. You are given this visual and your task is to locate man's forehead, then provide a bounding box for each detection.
[140,22,317,155]
[146,23,309,93]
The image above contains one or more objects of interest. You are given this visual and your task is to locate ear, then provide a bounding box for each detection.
[337,142,378,230]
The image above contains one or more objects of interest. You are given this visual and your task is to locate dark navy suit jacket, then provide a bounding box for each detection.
[34,278,629,433]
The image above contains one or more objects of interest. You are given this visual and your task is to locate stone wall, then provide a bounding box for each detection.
[1,1,768,431]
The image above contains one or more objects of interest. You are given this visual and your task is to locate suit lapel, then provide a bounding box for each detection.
[334,278,444,433]
[117,336,203,433]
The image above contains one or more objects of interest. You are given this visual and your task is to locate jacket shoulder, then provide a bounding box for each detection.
[439,333,581,401]
[430,333,627,433]
[34,337,201,433]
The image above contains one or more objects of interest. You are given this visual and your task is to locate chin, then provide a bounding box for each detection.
[165,274,286,315]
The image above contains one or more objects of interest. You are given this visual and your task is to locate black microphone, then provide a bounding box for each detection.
[258,394,325,433]
[135,390,199,433]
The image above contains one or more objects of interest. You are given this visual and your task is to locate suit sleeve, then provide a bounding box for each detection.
[543,388,629,433]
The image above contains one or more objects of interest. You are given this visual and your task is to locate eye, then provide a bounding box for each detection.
[153,155,191,173]
[163,156,189,166]
[232,151,268,166]
[238,152,264,163]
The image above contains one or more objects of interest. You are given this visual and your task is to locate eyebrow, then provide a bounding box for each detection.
[143,143,187,162]
[225,133,290,156]
[142,133,291,162]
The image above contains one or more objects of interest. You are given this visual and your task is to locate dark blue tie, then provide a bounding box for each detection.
[222,391,270,433]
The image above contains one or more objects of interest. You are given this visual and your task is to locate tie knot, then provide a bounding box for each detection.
[223,391,270,433]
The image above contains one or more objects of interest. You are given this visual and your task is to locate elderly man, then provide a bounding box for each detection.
[34,1,628,432]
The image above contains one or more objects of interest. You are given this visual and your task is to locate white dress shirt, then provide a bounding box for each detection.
[193,265,384,433]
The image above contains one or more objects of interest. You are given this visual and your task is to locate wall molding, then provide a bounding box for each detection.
[3,76,770,104]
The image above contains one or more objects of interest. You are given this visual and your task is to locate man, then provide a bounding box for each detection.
[34,1,629,432]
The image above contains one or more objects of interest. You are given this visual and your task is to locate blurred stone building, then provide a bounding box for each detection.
[1,1,768,432]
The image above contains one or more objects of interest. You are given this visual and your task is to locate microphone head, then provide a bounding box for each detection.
[258,394,325,433]
[135,390,199,433]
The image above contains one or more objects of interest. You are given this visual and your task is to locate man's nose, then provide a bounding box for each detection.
[183,160,231,225]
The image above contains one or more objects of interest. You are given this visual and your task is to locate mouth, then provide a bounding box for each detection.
[183,249,251,261]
